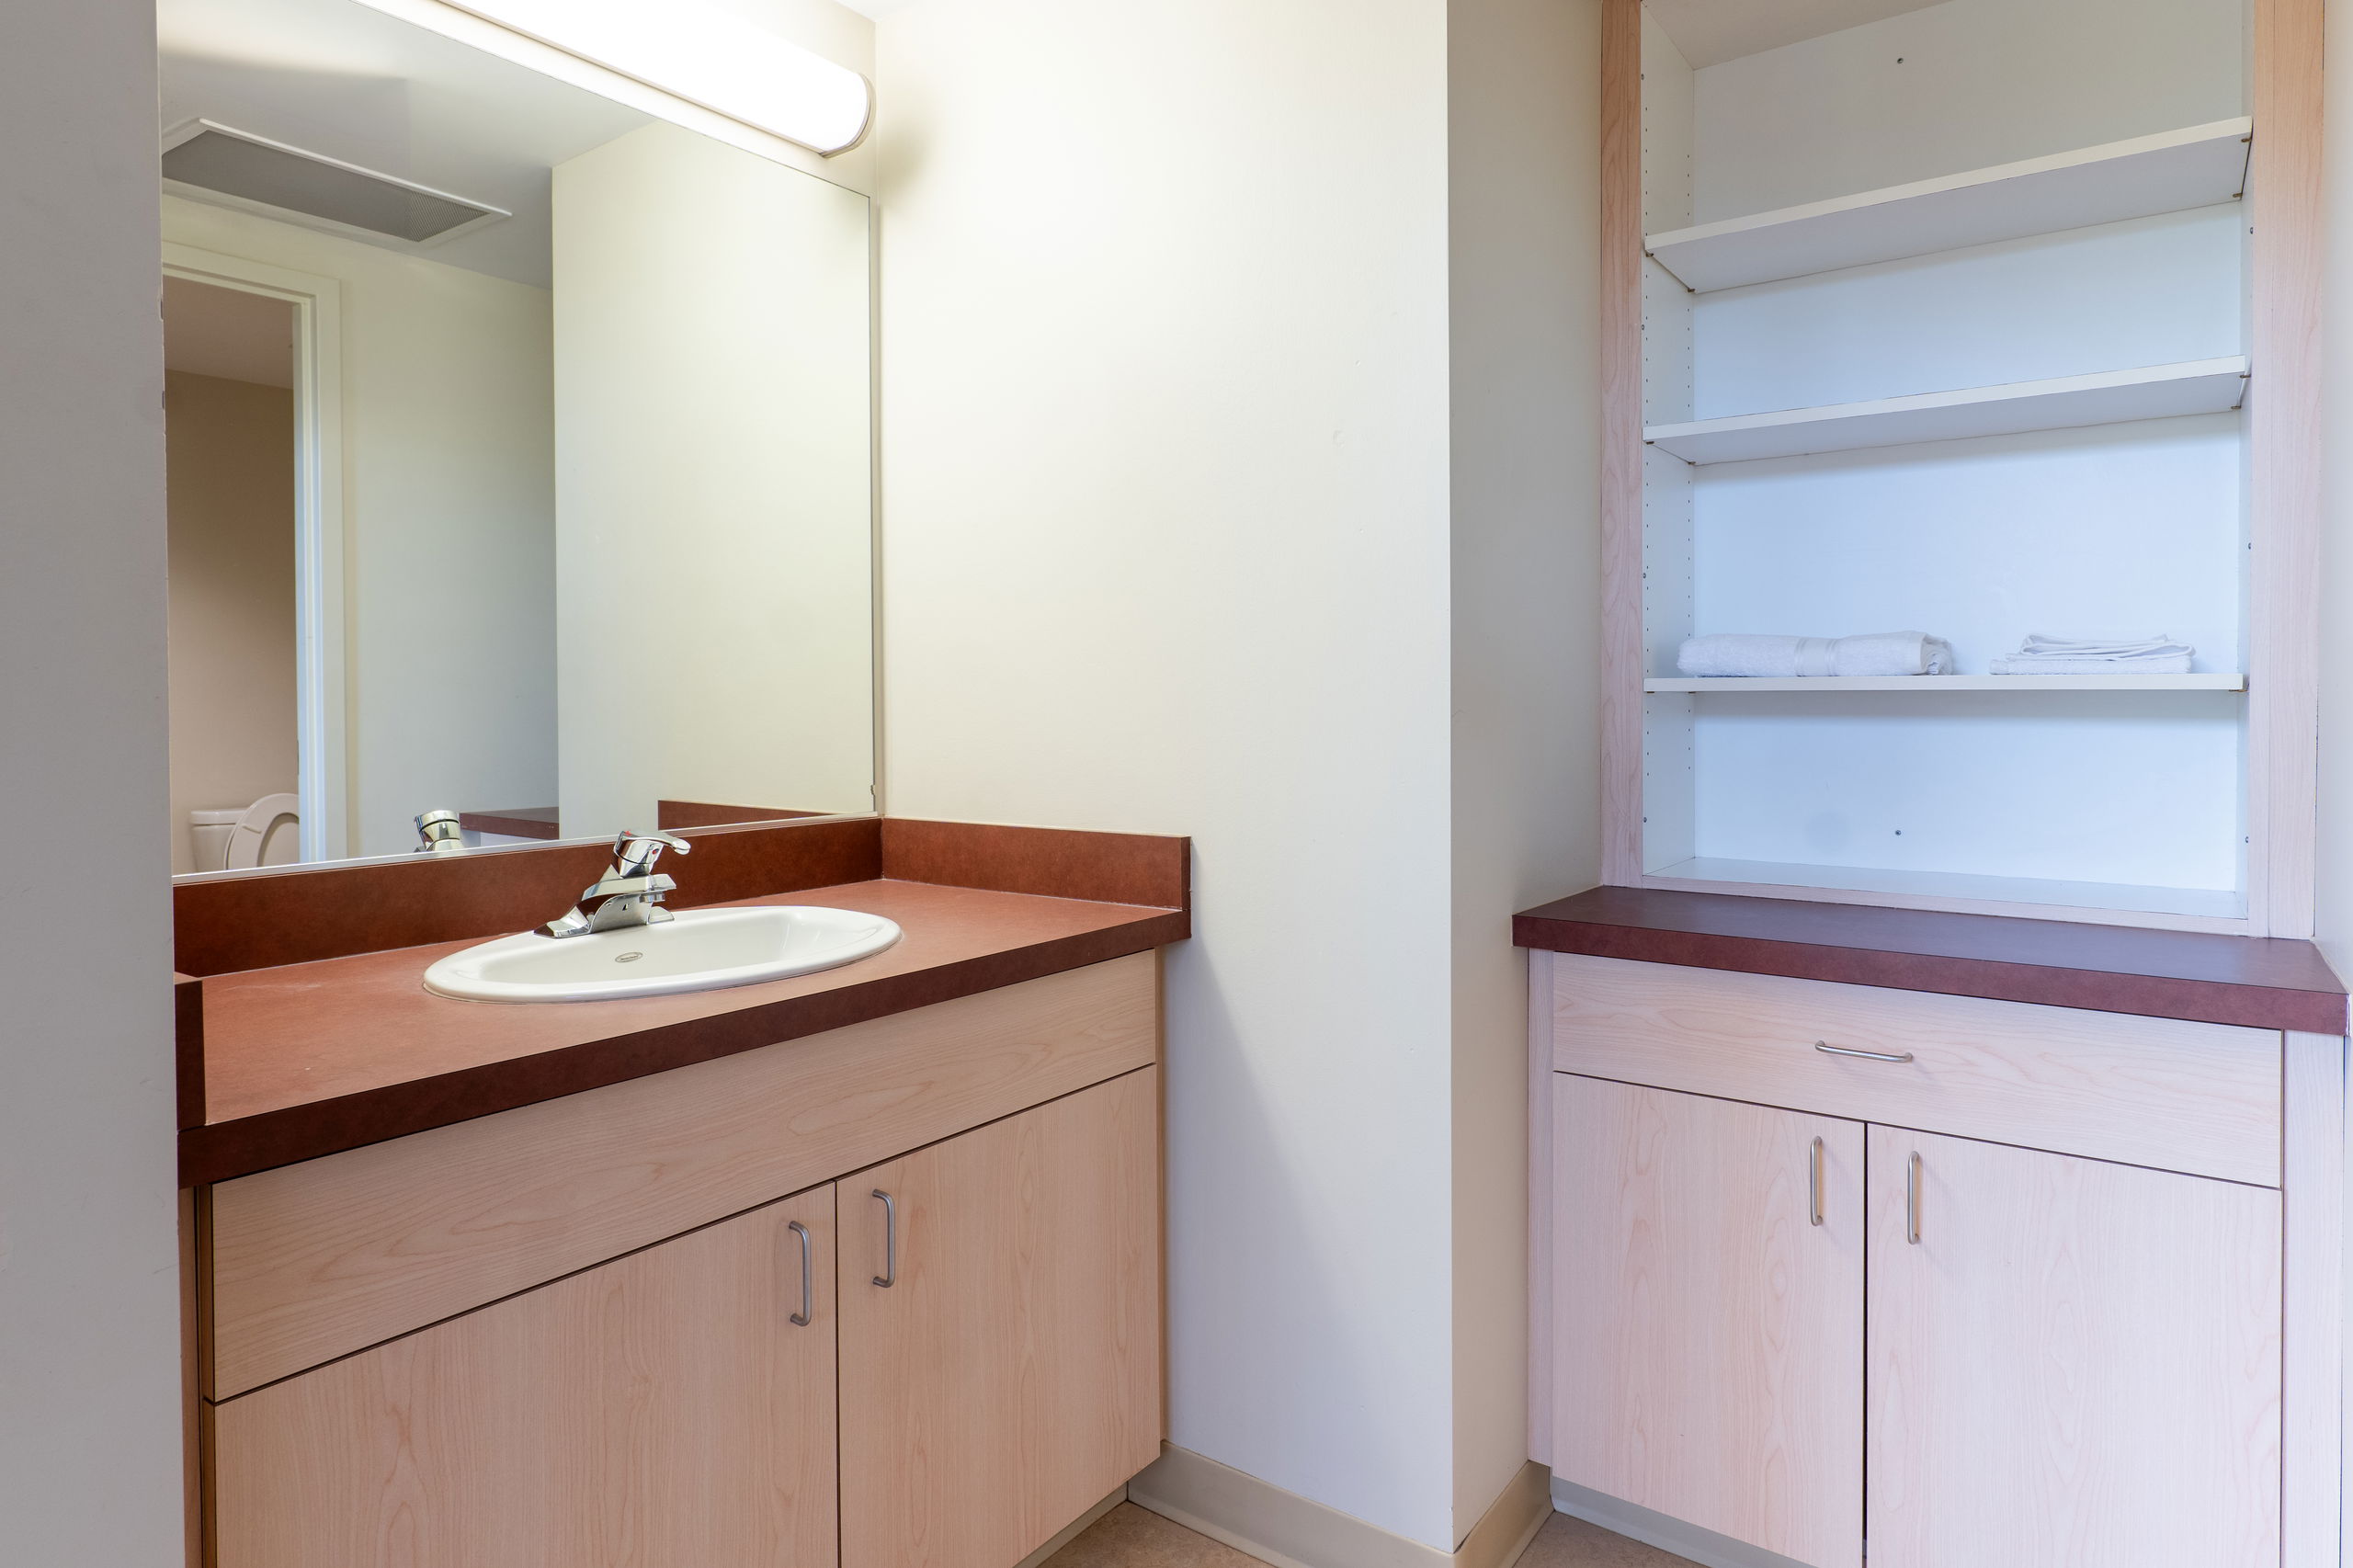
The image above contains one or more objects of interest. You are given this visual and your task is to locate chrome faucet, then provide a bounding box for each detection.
[539,830,693,938]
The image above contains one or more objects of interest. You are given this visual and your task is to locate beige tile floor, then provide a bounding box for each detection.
[1042,1502,1699,1568]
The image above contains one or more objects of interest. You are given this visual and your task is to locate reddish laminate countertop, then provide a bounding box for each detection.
[1517,884,2346,1034]
[184,879,1184,1186]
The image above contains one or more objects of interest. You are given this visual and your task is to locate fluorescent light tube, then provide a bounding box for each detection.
[440,0,873,156]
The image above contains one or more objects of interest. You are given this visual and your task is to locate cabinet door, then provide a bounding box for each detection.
[1552,1074,1864,1568]
[1866,1127,2279,1568]
[840,1068,1161,1568]
[211,1186,838,1568]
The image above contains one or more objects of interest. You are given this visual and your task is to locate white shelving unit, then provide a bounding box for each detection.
[1602,0,2315,935]
[1646,675,2246,692]
[1645,118,2252,293]
[1643,357,2248,465]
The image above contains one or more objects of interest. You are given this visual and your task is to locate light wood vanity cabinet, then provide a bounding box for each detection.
[1536,953,2304,1568]
[841,1069,1162,1568]
[1552,1077,1863,1568]
[195,956,1165,1568]
[1864,1127,2280,1568]
[213,1187,845,1568]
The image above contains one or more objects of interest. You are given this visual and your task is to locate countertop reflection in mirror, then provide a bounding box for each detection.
[158,0,876,879]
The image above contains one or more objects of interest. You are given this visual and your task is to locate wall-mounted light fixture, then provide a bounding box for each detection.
[358,0,874,158]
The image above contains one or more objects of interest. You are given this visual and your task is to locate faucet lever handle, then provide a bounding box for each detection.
[610,829,692,876]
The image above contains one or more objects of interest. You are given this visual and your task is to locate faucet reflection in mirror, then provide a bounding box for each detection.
[413,810,466,854]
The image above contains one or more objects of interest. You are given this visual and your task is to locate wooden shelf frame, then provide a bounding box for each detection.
[1645,118,2253,293]
[1645,675,2246,693]
[1643,357,2248,465]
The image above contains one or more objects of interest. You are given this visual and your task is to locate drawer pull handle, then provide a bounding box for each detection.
[1906,1152,1924,1245]
[1814,1040,1914,1064]
[1809,1137,1825,1227]
[871,1188,898,1289]
[787,1220,813,1326]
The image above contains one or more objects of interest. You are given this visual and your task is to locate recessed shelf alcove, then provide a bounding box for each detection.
[1601,0,2315,936]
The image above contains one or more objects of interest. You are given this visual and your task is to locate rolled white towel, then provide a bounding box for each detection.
[1987,631,2193,676]
[1677,631,1954,678]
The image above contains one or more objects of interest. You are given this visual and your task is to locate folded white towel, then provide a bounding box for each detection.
[1987,632,2194,676]
[1677,631,1954,678]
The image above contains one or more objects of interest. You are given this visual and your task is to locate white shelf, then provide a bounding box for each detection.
[1646,675,2245,692]
[1644,858,2245,921]
[1643,356,2248,465]
[1645,118,2252,293]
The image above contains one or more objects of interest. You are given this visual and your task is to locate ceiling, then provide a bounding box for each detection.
[164,276,296,387]
[1645,0,1949,68]
[157,0,651,287]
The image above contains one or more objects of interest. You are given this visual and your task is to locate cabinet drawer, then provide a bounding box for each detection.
[1546,954,2279,1186]
[206,953,1158,1400]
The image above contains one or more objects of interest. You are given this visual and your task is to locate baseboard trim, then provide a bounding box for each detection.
[1014,1485,1129,1568]
[1458,1461,1554,1568]
[1549,1477,1813,1568]
[1129,1444,1552,1568]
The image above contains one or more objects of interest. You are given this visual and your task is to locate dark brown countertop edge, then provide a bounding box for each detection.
[179,907,1187,1187]
[174,974,205,1131]
[1516,886,2347,1035]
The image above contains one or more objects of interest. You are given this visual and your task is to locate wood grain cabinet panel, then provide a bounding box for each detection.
[1549,954,2280,1186]
[211,1186,840,1568]
[839,1068,1163,1568]
[1551,1074,1864,1568]
[208,952,1157,1398]
[1866,1127,2280,1568]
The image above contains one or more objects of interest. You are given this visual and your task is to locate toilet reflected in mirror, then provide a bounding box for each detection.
[159,0,878,879]
[189,795,302,872]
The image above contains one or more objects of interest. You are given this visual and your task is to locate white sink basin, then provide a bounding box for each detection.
[423,905,902,1004]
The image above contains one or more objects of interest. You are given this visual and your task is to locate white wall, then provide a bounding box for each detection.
[1449,0,1602,1535]
[0,0,187,1561]
[876,0,1598,1550]
[163,197,558,858]
[875,0,1454,1547]
[553,121,876,834]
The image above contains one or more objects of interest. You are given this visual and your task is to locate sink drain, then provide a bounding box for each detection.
[614,951,645,964]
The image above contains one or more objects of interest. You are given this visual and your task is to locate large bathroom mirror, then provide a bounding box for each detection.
[157,0,876,876]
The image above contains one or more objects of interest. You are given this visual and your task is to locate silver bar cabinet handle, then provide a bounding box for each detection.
[871,1189,897,1288]
[1906,1153,1924,1244]
[1809,1137,1825,1227]
[787,1220,813,1326]
[1815,1040,1915,1064]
